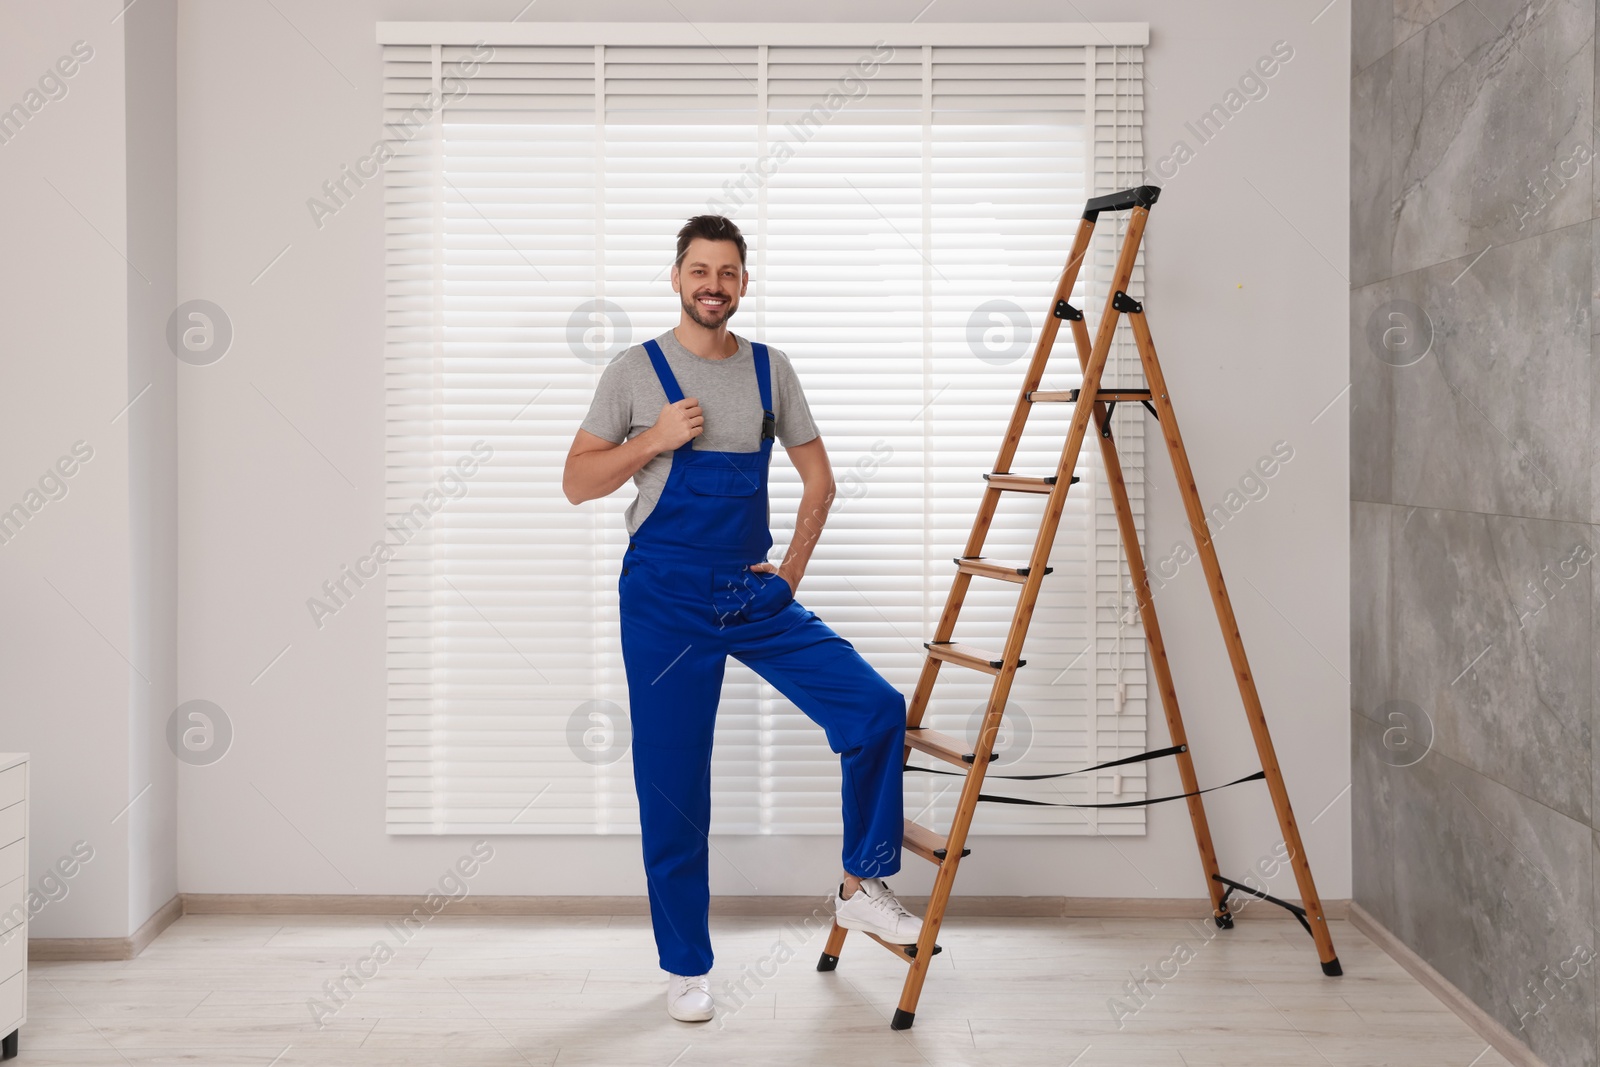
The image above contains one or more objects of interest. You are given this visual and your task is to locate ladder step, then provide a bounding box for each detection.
[923,641,1024,675]
[983,473,1079,494]
[1028,388,1153,403]
[903,818,970,864]
[906,726,993,768]
[953,556,1052,584]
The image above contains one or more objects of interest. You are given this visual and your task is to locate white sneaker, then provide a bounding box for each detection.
[666,972,714,1022]
[834,877,924,945]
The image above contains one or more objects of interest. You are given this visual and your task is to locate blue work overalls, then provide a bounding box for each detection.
[619,337,907,977]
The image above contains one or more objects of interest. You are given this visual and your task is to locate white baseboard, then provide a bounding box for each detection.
[29,893,181,962]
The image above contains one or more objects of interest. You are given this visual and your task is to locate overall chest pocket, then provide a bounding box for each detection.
[684,466,761,497]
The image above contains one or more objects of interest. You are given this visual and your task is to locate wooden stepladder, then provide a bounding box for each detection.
[815,185,1342,1030]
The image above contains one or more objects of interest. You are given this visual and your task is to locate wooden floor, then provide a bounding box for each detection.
[17,913,1510,1066]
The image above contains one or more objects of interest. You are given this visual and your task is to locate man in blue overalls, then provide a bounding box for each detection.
[564,215,922,1023]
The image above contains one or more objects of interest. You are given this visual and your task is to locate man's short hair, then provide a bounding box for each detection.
[674,215,747,269]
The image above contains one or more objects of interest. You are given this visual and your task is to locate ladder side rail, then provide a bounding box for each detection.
[962,206,1147,846]
[896,207,1152,1025]
[895,654,1019,1023]
[1065,313,1232,923]
[1127,310,1340,971]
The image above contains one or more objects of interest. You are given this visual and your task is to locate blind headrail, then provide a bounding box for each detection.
[375,22,1150,48]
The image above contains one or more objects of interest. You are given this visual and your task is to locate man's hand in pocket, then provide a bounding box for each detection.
[748,560,798,595]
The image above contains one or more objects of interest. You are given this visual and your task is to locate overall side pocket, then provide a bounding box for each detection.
[742,570,795,622]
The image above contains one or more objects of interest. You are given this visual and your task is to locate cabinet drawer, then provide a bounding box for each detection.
[0,971,21,1029]
[0,916,22,975]
[0,767,22,811]
[0,802,23,849]
[0,843,19,893]
[0,877,22,936]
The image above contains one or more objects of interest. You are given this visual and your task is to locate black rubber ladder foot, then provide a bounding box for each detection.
[891,1008,915,1030]
[2,1028,16,1060]
[1214,911,1234,930]
[1322,956,1343,977]
[817,952,839,972]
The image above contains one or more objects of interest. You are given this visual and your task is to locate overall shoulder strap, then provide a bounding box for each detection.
[641,339,685,404]
[750,342,773,412]
[750,342,776,442]
[751,342,774,414]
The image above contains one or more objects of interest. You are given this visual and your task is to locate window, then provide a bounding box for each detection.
[379,22,1150,836]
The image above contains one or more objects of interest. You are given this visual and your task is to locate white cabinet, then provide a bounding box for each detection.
[0,755,26,1060]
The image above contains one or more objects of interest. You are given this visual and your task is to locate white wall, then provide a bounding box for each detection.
[124,0,180,937]
[171,0,1350,903]
[1,0,1346,928]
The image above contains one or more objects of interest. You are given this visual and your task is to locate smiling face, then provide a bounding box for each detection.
[671,237,748,329]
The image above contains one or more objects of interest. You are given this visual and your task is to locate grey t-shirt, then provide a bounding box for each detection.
[579,330,820,535]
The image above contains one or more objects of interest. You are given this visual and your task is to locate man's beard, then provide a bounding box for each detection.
[681,291,738,330]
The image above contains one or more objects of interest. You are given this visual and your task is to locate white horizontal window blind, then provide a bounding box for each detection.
[380,24,1150,836]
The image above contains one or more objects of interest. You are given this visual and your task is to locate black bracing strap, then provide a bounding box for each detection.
[904,763,1266,810]
[906,742,1186,782]
[976,770,1263,810]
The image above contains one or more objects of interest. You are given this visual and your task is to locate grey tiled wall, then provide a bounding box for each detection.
[1351,2,1598,1063]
